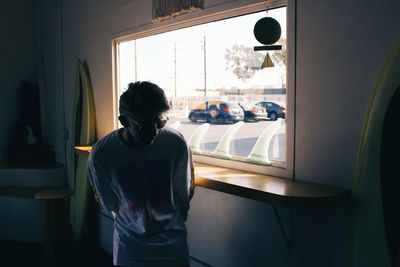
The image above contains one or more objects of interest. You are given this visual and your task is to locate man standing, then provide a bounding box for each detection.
[88,81,195,267]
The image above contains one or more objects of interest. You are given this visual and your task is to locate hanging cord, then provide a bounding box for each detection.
[264,0,270,15]
[38,0,45,83]
[59,0,70,186]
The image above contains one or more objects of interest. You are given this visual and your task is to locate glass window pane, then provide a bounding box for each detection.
[118,6,287,167]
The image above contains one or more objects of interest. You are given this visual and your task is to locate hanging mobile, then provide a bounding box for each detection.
[253,2,282,68]
[254,16,281,46]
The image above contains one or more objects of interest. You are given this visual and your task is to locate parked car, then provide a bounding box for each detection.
[238,102,267,122]
[255,101,286,121]
[188,101,244,123]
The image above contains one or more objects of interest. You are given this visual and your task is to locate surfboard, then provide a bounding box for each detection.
[70,60,97,247]
[350,41,400,267]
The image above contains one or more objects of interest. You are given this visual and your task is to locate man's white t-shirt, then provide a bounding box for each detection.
[88,127,194,267]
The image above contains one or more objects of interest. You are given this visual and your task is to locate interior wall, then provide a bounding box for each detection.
[37,0,65,164]
[187,187,350,266]
[296,0,400,189]
[36,0,400,266]
[0,1,34,161]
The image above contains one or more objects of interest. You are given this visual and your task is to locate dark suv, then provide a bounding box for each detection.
[255,101,286,121]
[188,101,244,123]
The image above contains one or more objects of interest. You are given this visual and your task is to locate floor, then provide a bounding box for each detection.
[0,240,209,267]
[0,240,42,267]
[0,239,113,267]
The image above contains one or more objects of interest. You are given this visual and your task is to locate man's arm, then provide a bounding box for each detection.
[87,157,119,216]
[188,147,195,200]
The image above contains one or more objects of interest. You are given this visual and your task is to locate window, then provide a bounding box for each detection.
[114,1,294,178]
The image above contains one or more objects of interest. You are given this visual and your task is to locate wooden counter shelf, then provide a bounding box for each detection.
[194,163,350,208]
[75,146,351,208]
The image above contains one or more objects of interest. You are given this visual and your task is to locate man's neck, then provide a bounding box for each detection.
[120,128,146,148]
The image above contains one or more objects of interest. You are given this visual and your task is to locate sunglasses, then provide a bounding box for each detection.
[125,115,169,130]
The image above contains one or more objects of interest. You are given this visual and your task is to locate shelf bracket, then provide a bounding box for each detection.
[272,205,294,256]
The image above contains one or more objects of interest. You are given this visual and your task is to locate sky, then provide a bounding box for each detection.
[119,6,287,98]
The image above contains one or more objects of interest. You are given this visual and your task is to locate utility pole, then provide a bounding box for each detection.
[134,40,137,81]
[203,36,207,97]
[174,41,177,97]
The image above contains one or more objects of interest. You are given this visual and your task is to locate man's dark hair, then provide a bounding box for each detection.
[119,81,170,117]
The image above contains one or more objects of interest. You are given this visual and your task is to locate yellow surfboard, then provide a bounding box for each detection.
[70,60,97,247]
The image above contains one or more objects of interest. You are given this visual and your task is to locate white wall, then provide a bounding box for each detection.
[0,1,34,161]
[36,0,400,266]
[296,0,400,189]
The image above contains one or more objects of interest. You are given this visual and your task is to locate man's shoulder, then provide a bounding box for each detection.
[90,129,120,157]
[159,127,187,145]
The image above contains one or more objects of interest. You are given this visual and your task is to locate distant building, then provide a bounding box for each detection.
[220,87,286,95]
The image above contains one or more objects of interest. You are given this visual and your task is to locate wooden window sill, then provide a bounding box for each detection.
[75,146,351,208]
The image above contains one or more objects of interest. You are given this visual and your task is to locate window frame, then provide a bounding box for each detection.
[112,0,295,179]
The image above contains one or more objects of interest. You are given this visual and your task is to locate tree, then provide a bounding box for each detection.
[224,44,264,81]
[270,39,287,68]
[224,39,287,82]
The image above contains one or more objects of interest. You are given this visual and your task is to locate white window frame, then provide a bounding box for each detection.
[112,0,295,179]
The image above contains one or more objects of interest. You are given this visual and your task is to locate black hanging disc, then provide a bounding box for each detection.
[253,17,281,45]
